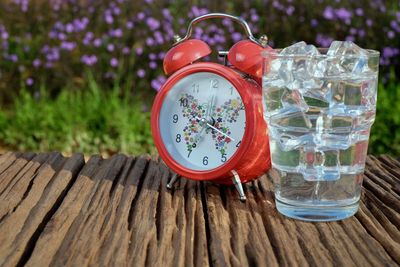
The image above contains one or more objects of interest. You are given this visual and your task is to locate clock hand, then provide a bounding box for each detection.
[193,82,218,144]
[206,123,235,141]
[194,116,235,141]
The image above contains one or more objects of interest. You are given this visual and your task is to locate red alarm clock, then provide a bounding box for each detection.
[151,13,272,200]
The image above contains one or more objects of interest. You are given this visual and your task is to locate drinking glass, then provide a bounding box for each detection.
[262,44,380,221]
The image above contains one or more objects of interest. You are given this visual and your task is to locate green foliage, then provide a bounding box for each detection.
[0,73,155,156]
[369,75,400,156]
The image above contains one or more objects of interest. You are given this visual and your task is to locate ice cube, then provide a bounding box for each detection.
[278,42,320,89]
[281,89,309,111]
[270,139,300,169]
[303,91,330,109]
[279,132,314,151]
[262,86,288,114]
[280,41,319,56]
[299,148,340,181]
[360,78,378,108]
[270,111,313,130]
[315,111,354,149]
[316,112,353,133]
[330,79,367,107]
[327,41,370,74]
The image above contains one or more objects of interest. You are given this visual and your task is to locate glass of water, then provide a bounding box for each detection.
[262,41,380,221]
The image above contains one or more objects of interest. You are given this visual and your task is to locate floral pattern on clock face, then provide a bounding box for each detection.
[180,93,245,157]
[159,72,246,171]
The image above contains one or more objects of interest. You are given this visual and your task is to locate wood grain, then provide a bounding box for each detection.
[0,152,398,267]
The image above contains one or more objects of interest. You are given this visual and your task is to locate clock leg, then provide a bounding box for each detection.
[231,170,246,202]
[167,173,179,189]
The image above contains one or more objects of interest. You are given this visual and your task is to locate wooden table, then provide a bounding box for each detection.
[0,152,399,266]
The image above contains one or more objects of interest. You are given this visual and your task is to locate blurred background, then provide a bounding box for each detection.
[0,0,399,157]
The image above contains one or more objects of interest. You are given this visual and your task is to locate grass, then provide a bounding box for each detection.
[0,72,156,156]
[0,75,399,157]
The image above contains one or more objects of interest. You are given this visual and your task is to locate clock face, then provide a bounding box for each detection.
[159,72,246,171]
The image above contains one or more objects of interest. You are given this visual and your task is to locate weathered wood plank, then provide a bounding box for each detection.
[26,155,103,267]
[0,153,48,219]
[27,155,209,267]
[0,153,398,266]
[0,152,37,195]
[0,152,21,174]
[0,153,84,267]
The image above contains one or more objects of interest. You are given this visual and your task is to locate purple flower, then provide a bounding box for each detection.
[158,52,165,59]
[39,45,48,53]
[151,75,166,92]
[387,31,395,39]
[1,31,9,40]
[110,28,123,38]
[391,20,400,32]
[137,12,145,20]
[137,69,145,78]
[145,0,152,3]
[146,37,155,46]
[231,32,242,42]
[45,62,53,68]
[251,13,259,22]
[105,13,114,24]
[45,47,60,61]
[345,35,355,42]
[162,8,171,19]
[112,6,121,15]
[355,8,364,16]
[26,78,34,86]
[323,7,335,20]
[85,31,94,40]
[93,38,102,47]
[58,32,66,41]
[73,18,87,32]
[49,30,57,39]
[122,47,130,55]
[311,19,318,27]
[8,54,18,62]
[149,53,156,60]
[154,31,164,44]
[60,41,76,51]
[81,54,97,66]
[65,23,74,33]
[107,43,115,52]
[286,6,295,16]
[135,47,143,55]
[146,17,160,31]
[149,61,157,69]
[335,8,352,21]
[315,34,333,47]
[110,58,119,67]
[126,21,134,29]
[358,29,366,38]
[366,19,373,27]
[382,47,399,58]
[33,59,41,68]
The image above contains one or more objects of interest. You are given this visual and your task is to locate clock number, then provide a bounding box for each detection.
[221,153,227,163]
[230,87,234,95]
[192,142,197,148]
[176,134,181,143]
[179,98,188,107]
[192,83,199,93]
[236,141,241,148]
[211,79,219,89]
[187,150,192,158]
[202,156,209,166]
[172,114,178,123]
